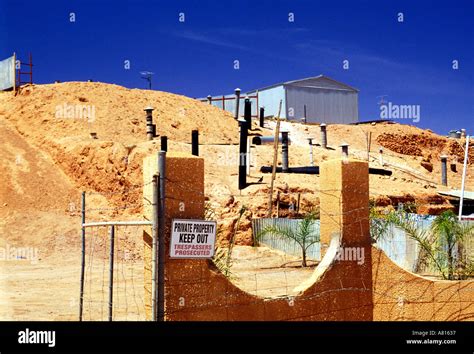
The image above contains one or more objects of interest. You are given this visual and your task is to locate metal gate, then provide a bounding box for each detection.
[78,173,163,321]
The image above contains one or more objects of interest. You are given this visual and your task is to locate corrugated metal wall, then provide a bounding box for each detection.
[376,218,474,273]
[253,85,286,118]
[285,85,358,124]
[0,55,15,91]
[251,216,473,275]
[252,218,320,261]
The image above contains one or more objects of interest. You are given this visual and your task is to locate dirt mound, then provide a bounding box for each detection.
[0,82,241,211]
[376,133,447,157]
[376,132,473,164]
[0,82,239,145]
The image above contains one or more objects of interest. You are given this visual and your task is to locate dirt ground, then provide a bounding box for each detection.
[0,81,472,320]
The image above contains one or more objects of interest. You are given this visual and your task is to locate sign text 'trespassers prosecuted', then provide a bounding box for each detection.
[170,219,216,259]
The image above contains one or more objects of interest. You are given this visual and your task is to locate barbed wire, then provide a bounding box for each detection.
[84,180,154,198]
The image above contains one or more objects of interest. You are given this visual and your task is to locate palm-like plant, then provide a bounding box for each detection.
[431,211,474,279]
[387,210,474,280]
[257,212,318,267]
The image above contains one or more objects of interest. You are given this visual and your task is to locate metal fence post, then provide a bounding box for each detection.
[158,151,167,321]
[108,224,115,321]
[459,136,470,220]
[151,174,159,321]
[259,107,264,128]
[79,191,86,321]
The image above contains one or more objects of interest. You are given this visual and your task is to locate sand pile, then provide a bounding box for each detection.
[0,82,239,145]
[377,132,473,163]
[0,82,241,209]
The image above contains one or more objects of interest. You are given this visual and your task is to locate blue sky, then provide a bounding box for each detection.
[1,0,472,134]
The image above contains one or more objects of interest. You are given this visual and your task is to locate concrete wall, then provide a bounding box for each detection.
[372,248,474,321]
[143,153,474,321]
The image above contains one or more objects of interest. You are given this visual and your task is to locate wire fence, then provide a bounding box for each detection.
[81,223,147,321]
[79,185,153,321]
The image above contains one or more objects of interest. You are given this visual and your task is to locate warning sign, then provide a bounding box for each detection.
[170,219,217,259]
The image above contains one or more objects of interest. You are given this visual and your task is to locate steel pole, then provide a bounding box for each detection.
[459,136,470,220]
[79,191,86,321]
[158,151,166,321]
[151,174,159,321]
[108,225,115,321]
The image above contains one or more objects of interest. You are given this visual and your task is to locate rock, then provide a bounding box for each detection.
[224,196,235,208]
[420,161,433,172]
[218,217,237,243]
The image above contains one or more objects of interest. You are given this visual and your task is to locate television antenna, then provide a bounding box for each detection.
[376,95,388,106]
[140,71,154,90]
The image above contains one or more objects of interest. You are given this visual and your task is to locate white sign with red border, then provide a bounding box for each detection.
[170,219,217,259]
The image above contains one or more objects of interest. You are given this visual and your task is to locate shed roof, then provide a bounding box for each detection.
[247,75,359,94]
[438,190,474,200]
